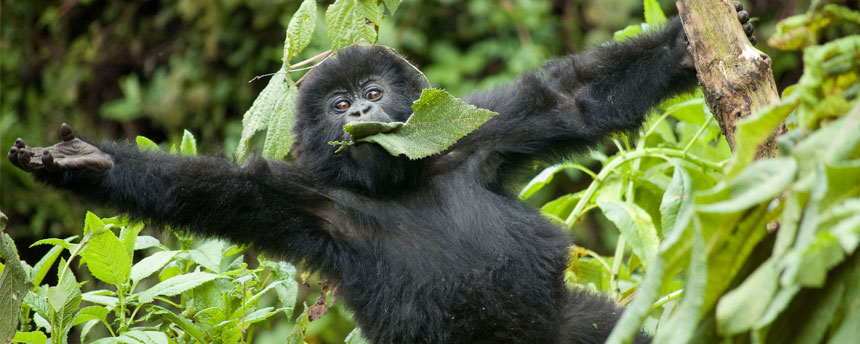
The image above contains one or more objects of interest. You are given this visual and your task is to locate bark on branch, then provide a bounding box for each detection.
[676,0,785,159]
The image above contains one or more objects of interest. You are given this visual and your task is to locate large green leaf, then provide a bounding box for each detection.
[284,0,317,62]
[179,129,197,156]
[136,272,222,303]
[697,158,798,213]
[659,163,694,239]
[726,102,796,178]
[643,0,667,25]
[326,0,380,50]
[653,221,707,344]
[715,260,779,335]
[597,201,659,268]
[236,70,292,162]
[350,89,497,159]
[0,212,33,342]
[130,251,178,284]
[80,229,132,286]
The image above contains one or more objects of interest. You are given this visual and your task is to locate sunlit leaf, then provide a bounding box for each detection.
[326,0,380,50]
[597,201,659,268]
[348,89,497,159]
[285,0,317,62]
[698,158,797,213]
[137,272,222,303]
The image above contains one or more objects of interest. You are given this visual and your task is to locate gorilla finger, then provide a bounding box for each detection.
[8,147,22,168]
[743,23,754,35]
[43,151,59,172]
[14,138,26,149]
[60,123,75,142]
[17,149,34,170]
[738,11,750,24]
[734,1,743,12]
[749,35,757,45]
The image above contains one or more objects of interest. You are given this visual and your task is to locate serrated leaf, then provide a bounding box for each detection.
[653,221,707,343]
[715,260,779,335]
[135,136,159,152]
[136,272,222,303]
[84,211,106,235]
[72,306,109,327]
[82,291,118,308]
[726,102,796,178]
[123,330,169,344]
[180,129,197,156]
[188,240,225,272]
[643,0,667,26]
[383,0,402,14]
[12,331,47,344]
[285,0,317,62]
[660,163,693,239]
[698,158,798,213]
[119,221,143,257]
[30,245,64,286]
[1,214,33,340]
[147,304,207,343]
[326,0,380,50]
[30,237,74,250]
[131,251,178,284]
[354,88,497,159]
[236,70,289,162]
[262,86,298,160]
[286,309,310,344]
[80,230,132,286]
[55,264,82,337]
[597,201,659,268]
[242,307,281,325]
[134,235,161,250]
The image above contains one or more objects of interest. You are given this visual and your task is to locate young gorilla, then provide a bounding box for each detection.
[9,9,755,344]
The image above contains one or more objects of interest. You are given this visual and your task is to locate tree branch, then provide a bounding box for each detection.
[676,0,785,159]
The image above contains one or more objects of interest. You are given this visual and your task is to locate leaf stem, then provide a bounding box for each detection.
[564,148,721,227]
[683,116,714,154]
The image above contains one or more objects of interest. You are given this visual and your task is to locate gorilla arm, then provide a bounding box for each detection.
[459,18,697,165]
[9,124,338,269]
[458,11,752,188]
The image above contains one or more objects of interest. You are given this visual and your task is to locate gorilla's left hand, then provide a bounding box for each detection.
[8,123,113,174]
[735,1,756,45]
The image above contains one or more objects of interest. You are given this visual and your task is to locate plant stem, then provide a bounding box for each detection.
[610,236,626,300]
[683,115,713,154]
[564,147,722,227]
[651,289,683,311]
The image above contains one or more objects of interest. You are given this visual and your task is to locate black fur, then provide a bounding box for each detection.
[12,17,729,343]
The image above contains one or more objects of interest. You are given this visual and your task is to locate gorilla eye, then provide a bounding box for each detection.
[365,89,382,100]
[334,100,351,111]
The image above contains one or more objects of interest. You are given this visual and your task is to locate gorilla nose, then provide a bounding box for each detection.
[348,102,376,118]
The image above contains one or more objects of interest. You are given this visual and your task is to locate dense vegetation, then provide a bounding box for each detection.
[2,0,858,343]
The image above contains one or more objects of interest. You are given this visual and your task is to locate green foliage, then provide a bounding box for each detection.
[9,211,299,344]
[3,0,856,343]
[331,89,497,159]
[326,0,381,50]
[1,211,34,342]
[523,3,860,342]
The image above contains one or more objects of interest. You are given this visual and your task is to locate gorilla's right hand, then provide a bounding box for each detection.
[8,123,113,175]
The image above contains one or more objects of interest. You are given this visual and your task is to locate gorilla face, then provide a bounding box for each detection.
[293,45,429,193]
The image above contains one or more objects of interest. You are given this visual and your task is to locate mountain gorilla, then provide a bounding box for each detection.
[9,7,755,344]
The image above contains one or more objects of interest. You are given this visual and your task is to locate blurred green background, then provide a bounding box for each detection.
[0,0,810,342]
